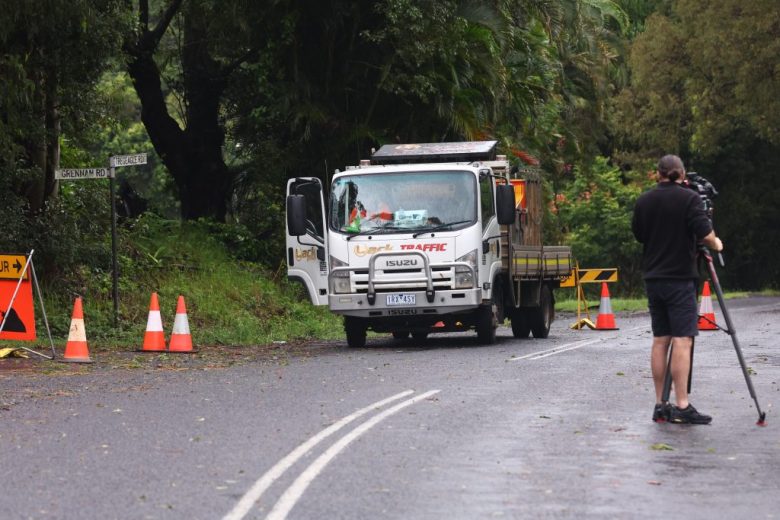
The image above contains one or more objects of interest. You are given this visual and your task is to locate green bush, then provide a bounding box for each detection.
[557,157,649,296]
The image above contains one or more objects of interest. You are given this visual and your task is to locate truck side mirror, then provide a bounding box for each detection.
[286,194,307,236]
[496,184,516,225]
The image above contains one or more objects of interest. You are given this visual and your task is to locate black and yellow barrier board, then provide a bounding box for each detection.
[560,268,617,287]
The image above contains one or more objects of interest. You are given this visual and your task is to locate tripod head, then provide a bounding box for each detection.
[686,172,718,219]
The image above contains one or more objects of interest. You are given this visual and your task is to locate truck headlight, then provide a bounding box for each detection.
[454,249,477,289]
[329,256,351,294]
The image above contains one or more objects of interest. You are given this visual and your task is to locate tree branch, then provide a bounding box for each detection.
[125,0,185,56]
[147,0,185,50]
[140,0,149,31]
[221,46,262,78]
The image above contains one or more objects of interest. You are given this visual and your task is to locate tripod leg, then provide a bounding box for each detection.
[661,342,673,404]
[688,338,694,394]
[702,250,766,425]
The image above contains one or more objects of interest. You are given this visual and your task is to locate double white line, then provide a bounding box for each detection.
[223,389,440,520]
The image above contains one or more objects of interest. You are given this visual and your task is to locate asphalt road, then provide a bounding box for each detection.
[1,297,779,519]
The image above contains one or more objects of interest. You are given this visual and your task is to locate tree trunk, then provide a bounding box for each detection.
[43,69,60,209]
[24,68,47,214]
[178,9,231,220]
[124,0,233,221]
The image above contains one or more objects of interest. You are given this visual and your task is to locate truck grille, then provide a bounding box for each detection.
[353,266,454,293]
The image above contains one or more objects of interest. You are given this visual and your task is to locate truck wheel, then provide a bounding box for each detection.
[344,316,367,348]
[392,331,410,340]
[476,302,498,344]
[411,332,429,341]
[530,285,554,338]
[510,309,531,338]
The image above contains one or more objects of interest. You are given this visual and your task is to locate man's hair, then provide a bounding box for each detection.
[658,155,685,182]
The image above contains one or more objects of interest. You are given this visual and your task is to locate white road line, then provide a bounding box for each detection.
[530,325,647,360]
[509,325,646,361]
[529,337,607,360]
[509,339,595,361]
[222,390,415,520]
[265,389,441,520]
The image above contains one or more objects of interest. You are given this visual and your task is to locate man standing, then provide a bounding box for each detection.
[632,155,723,424]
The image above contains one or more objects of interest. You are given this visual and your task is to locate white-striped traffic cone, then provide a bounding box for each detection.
[595,283,618,330]
[61,297,93,363]
[139,292,166,352]
[697,281,718,330]
[169,295,195,353]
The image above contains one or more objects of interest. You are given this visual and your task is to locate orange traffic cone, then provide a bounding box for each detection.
[697,281,718,330]
[61,297,93,363]
[139,292,166,352]
[169,295,196,353]
[595,283,618,330]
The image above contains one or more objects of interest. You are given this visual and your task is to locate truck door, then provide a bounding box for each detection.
[286,177,329,305]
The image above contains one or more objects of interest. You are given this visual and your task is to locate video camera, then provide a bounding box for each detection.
[685,171,718,219]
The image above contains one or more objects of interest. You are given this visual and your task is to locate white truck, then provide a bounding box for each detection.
[285,141,572,347]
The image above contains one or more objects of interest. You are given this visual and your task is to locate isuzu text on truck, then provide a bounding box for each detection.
[286,141,572,347]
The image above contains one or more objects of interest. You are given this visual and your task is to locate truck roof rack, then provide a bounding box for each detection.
[371,141,498,164]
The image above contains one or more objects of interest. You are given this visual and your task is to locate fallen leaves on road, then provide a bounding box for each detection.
[650,443,674,451]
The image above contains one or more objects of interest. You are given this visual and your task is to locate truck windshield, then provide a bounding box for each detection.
[330,171,477,234]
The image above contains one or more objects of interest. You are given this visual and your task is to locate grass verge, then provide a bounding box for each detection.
[2,217,345,367]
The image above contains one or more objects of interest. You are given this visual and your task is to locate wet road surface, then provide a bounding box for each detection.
[1,297,779,519]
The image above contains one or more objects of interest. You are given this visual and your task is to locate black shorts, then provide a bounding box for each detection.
[645,279,699,338]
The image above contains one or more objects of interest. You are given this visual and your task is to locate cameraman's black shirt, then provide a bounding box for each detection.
[632,181,712,280]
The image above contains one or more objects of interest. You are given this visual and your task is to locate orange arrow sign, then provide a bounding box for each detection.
[0,254,28,280]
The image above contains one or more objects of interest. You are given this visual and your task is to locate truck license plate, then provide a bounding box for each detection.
[386,294,415,306]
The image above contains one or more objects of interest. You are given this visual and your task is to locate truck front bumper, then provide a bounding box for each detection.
[329,288,482,318]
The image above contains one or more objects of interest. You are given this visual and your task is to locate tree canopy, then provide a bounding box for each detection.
[612,0,780,288]
[1,0,778,291]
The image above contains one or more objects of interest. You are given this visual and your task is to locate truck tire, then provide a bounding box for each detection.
[411,331,429,341]
[476,302,498,344]
[392,331,410,340]
[344,316,367,348]
[530,285,554,338]
[510,309,531,338]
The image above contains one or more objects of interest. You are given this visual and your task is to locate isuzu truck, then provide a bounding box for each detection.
[286,141,572,347]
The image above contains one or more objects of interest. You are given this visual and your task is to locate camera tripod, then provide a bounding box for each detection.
[660,246,767,426]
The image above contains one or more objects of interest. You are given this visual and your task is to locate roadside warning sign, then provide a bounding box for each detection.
[0,254,28,280]
[0,278,36,341]
[560,267,618,288]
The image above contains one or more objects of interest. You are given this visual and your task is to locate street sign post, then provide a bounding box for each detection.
[110,153,147,168]
[56,153,149,327]
[107,152,148,327]
[54,168,113,180]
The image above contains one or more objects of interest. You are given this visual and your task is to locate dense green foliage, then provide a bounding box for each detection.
[556,157,647,293]
[1,0,778,343]
[612,0,780,289]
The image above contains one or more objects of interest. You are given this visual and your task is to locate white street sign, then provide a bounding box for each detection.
[110,153,147,168]
[55,168,112,180]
